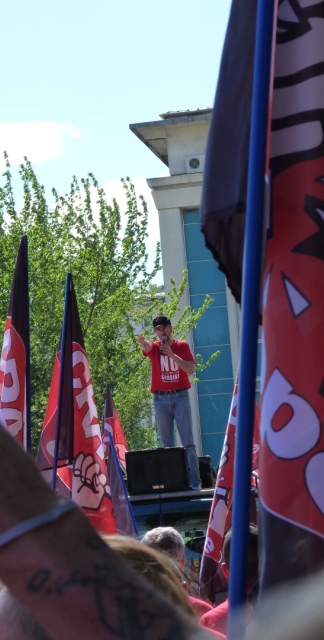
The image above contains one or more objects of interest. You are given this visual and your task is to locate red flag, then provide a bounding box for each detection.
[259,2,324,590]
[0,236,30,449]
[102,384,128,468]
[200,0,324,594]
[200,381,259,600]
[102,390,136,537]
[106,432,138,537]
[37,275,116,535]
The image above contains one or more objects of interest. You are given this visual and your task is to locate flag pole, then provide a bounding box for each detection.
[22,235,32,454]
[52,272,71,491]
[227,0,275,635]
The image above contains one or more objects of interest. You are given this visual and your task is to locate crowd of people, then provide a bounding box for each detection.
[0,413,266,640]
[0,411,249,639]
[1,314,323,639]
[2,424,322,640]
[1,426,324,640]
[0,421,214,640]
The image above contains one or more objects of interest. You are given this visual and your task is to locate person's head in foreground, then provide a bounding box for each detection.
[141,526,186,570]
[101,534,194,618]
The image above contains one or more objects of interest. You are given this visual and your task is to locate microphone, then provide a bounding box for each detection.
[160,334,167,353]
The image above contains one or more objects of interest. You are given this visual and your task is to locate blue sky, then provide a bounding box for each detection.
[1,1,231,267]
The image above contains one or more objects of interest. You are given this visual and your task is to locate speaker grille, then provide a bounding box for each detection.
[126,447,190,495]
[198,455,216,488]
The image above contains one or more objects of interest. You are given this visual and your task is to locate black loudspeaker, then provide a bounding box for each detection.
[126,447,190,495]
[199,455,216,488]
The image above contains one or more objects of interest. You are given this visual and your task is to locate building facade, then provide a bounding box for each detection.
[130,109,240,466]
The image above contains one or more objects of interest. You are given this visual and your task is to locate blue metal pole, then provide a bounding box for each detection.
[228,0,275,637]
[22,235,32,454]
[52,273,71,491]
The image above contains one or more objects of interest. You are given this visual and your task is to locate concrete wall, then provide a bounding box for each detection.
[167,121,210,176]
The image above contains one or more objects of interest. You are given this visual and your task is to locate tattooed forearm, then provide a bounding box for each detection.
[26,537,191,640]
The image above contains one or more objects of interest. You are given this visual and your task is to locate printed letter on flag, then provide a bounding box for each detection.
[37,275,116,535]
[102,384,128,469]
[0,236,30,449]
[200,381,259,601]
[259,1,324,591]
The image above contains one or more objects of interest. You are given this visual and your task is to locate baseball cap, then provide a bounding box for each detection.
[152,316,171,329]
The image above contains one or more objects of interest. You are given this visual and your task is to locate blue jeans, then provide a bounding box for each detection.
[153,390,201,488]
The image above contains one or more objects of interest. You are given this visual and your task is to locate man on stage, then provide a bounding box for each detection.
[138,316,201,490]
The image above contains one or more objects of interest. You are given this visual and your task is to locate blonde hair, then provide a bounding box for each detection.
[102,534,195,619]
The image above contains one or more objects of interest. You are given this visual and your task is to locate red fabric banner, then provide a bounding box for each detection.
[200,382,259,599]
[202,384,239,569]
[0,238,28,448]
[200,0,324,592]
[37,276,116,535]
[259,1,324,590]
[102,384,128,468]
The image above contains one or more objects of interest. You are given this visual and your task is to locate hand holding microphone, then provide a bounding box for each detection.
[160,334,167,354]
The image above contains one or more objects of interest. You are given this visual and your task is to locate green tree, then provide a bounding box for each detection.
[0,155,219,454]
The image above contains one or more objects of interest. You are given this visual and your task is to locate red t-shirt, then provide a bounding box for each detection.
[200,599,229,636]
[144,340,195,393]
[188,595,213,619]
[200,598,251,636]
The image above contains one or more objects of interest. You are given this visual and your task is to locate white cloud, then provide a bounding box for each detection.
[0,121,83,169]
